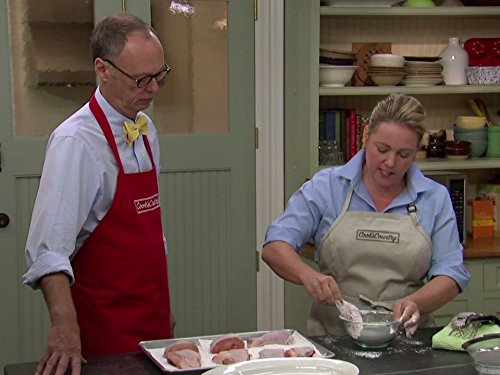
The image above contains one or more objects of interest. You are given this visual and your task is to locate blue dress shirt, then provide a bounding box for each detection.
[23,88,165,288]
[264,149,470,291]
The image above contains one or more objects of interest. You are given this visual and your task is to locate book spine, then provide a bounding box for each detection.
[340,109,348,163]
[325,109,336,141]
[334,110,341,146]
[319,109,326,141]
[349,109,357,160]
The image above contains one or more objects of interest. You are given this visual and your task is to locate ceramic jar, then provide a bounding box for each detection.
[439,37,469,85]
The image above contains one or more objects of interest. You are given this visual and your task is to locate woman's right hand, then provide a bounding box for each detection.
[262,241,342,306]
[299,268,342,306]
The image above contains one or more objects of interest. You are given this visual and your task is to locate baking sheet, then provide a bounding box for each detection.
[139,329,335,373]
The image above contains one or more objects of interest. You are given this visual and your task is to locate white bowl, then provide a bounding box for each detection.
[370,53,406,68]
[369,73,404,86]
[340,310,397,349]
[319,65,357,87]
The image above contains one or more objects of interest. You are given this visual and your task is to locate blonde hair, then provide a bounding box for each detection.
[367,94,426,145]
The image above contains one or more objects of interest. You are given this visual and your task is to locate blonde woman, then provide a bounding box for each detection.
[262,93,469,336]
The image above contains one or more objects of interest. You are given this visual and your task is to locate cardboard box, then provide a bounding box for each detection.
[469,199,494,239]
[478,184,500,237]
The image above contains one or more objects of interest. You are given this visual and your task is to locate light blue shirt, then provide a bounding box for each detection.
[23,88,166,289]
[265,149,470,291]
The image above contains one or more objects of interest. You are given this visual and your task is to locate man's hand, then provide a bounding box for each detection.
[37,273,86,375]
[35,321,86,375]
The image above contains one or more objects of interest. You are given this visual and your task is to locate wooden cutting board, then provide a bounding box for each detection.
[352,42,392,86]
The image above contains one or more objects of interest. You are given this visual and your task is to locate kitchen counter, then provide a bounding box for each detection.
[463,236,500,258]
[4,328,475,375]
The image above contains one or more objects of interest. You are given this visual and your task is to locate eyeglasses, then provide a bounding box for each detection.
[103,59,171,88]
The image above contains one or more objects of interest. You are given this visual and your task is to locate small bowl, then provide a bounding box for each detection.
[463,334,500,375]
[339,310,397,349]
[319,64,357,87]
[370,53,406,68]
[470,140,488,158]
[453,125,488,134]
[369,74,405,86]
[445,140,471,153]
[455,116,487,129]
[454,132,488,141]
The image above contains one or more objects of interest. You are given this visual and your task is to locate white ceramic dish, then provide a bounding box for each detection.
[204,357,359,375]
[370,74,404,86]
[370,53,405,68]
[319,65,357,87]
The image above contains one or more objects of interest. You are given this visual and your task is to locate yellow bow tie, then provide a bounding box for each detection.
[123,114,149,146]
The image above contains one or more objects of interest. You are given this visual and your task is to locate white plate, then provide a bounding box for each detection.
[204,357,359,375]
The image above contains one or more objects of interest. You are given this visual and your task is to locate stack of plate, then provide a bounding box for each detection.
[320,48,357,66]
[403,59,443,86]
[368,65,406,86]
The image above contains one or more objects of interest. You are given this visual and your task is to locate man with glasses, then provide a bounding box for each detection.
[22,13,174,374]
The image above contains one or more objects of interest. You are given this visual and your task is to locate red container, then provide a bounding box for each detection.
[464,38,500,67]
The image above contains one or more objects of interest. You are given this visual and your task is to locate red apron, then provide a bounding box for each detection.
[71,94,172,357]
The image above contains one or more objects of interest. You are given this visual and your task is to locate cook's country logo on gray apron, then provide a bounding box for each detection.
[134,193,160,214]
[356,229,400,243]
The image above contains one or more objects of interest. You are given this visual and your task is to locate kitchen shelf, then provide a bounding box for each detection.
[29,21,94,86]
[464,236,500,259]
[285,0,500,199]
[319,85,500,96]
[320,6,500,16]
[416,157,500,171]
[319,157,500,173]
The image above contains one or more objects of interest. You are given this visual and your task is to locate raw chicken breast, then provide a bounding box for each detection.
[163,340,199,355]
[284,346,315,357]
[247,330,294,348]
[210,333,245,353]
[258,348,285,359]
[164,349,201,369]
[212,348,250,364]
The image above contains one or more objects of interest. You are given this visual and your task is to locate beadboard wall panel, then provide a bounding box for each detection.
[159,169,233,336]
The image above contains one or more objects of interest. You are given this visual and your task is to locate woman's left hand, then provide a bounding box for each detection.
[393,299,420,337]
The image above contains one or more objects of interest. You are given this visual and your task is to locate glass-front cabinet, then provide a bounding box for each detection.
[9,0,230,136]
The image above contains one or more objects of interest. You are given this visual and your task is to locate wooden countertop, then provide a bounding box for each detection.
[463,236,500,259]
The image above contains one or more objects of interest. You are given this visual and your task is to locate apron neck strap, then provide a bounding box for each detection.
[89,93,124,173]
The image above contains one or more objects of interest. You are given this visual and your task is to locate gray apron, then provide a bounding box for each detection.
[307,187,435,335]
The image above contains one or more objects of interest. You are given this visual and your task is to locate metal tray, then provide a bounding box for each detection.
[139,329,335,373]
